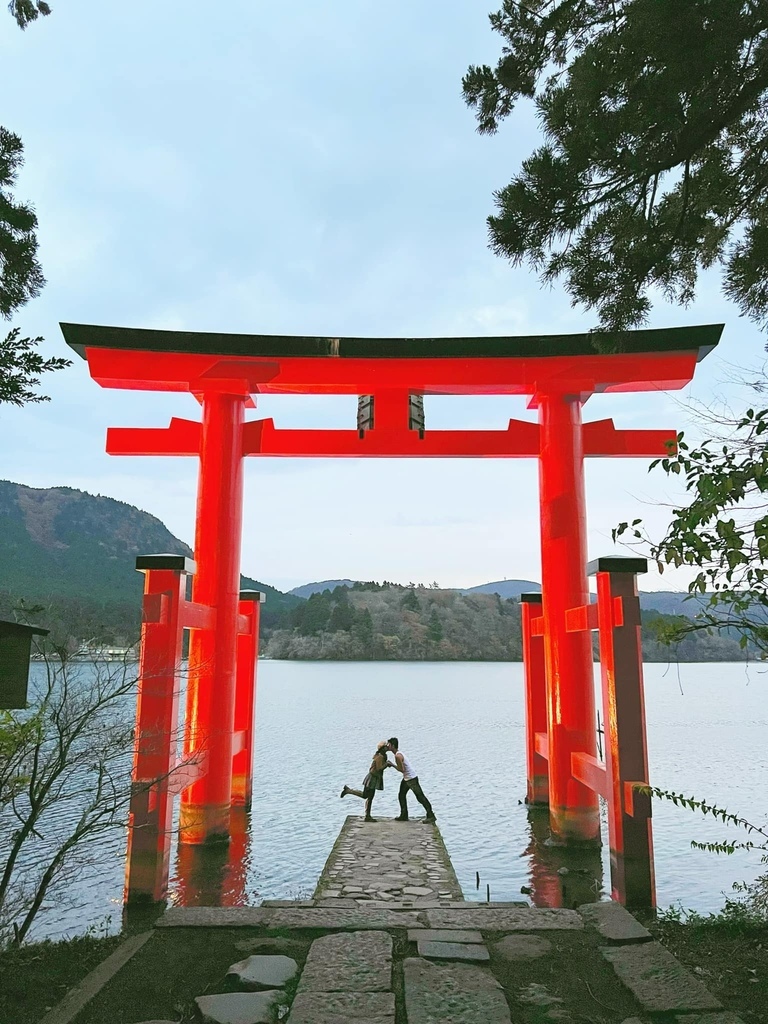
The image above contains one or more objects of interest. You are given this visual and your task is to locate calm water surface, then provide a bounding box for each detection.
[22,661,768,940]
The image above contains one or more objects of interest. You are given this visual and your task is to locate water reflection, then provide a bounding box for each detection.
[173,807,251,906]
[523,806,604,908]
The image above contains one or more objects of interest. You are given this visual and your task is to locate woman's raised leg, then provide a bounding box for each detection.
[342,786,367,799]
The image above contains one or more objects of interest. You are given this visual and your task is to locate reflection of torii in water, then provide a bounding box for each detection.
[60,320,722,907]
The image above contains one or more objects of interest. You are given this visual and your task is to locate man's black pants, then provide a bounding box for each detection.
[398,776,434,819]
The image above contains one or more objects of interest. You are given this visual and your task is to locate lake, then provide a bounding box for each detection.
[17,660,768,941]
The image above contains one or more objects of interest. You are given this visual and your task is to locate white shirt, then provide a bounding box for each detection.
[399,751,417,781]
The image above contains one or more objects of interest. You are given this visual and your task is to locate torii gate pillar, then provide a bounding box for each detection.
[181,391,246,843]
[537,392,599,842]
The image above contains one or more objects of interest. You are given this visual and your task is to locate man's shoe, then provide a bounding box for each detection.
[364,816,377,822]
[423,815,437,823]
[394,815,409,821]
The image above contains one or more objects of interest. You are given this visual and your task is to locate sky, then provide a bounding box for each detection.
[0,0,763,594]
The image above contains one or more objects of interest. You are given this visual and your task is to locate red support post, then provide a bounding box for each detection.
[537,392,600,843]
[232,590,265,809]
[370,389,411,430]
[181,391,247,844]
[124,554,193,903]
[590,556,656,909]
[520,593,548,805]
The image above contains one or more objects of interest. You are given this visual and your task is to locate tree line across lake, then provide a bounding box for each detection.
[262,582,747,663]
[0,576,748,662]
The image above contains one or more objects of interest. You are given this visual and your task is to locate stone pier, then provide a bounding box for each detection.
[313,814,462,907]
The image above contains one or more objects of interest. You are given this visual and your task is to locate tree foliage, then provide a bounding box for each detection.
[465,2,768,654]
[464,0,768,332]
[1,2,69,404]
[0,328,69,406]
[8,1,51,30]
[615,407,768,654]
[427,606,443,644]
[0,127,44,321]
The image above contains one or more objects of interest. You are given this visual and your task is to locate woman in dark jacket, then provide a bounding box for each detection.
[340,741,391,821]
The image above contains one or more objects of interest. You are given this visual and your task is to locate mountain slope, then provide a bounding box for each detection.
[267,584,524,661]
[0,480,191,602]
[0,480,299,621]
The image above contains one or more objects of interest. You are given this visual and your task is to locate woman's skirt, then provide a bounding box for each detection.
[362,770,384,792]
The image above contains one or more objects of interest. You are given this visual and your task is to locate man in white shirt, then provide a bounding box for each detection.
[386,737,436,823]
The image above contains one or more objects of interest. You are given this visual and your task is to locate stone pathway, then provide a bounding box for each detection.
[313,813,462,906]
[155,898,747,1024]
[57,820,749,1024]
[288,931,395,1024]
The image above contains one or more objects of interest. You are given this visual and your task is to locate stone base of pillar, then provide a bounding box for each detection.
[179,803,231,845]
[230,772,252,810]
[548,806,601,846]
[526,776,550,806]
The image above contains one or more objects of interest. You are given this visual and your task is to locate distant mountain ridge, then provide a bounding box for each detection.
[289,576,712,617]
[290,579,543,600]
[289,579,358,599]
[461,579,541,599]
[0,480,192,602]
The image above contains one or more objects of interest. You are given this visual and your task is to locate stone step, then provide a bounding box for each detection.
[416,940,491,962]
[298,931,392,993]
[425,907,584,931]
[195,990,284,1024]
[226,954,298,990]
[403,958,511,1023]
[578,900,653,943]
[287,990,395,1024]
[602,943,723,1014]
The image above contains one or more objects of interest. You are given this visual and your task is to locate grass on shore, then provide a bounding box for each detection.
[642,900,768,1023]
[0,932,122,1024]
[0,927,312,1024]
[74,927,312,1024]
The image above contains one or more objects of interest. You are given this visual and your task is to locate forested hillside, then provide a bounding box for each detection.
[263,582,747,662]
[0,481,299,648]
[0,482,749,661]
[265,583,523,660]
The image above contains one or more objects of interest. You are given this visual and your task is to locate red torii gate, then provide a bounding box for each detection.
[62,321,721,908]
